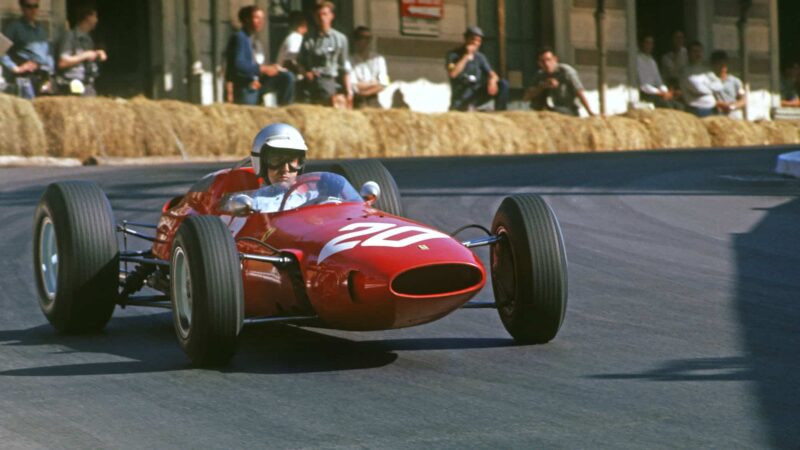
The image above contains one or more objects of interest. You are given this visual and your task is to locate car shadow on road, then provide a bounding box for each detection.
[0,313,513,377]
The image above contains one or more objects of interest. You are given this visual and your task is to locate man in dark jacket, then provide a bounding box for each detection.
[226,5,294,106]
[445,26,508,111]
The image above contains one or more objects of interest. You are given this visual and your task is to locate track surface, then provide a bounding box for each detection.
[1,149,799,449]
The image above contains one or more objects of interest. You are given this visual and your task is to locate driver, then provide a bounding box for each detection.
[249,123,313,211]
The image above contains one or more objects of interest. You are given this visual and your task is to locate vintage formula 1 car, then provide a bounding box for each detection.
[33,160,568,366]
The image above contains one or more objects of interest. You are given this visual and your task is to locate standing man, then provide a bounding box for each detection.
[637,34,681,109]
[276,11,307,74]
[226,5,295,106]
[709,50,746,119]
[661,30,688,89]
[55,5,106,96]
[1,0,54,98]
[298,1,352,106]
[680,41,720,117]
[446,26,508,111]
[525,47,595,116]
[349,26,389,109]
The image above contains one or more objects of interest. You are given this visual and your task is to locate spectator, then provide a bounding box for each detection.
[680,41,720,117]
[298,1,352,106]
[709,50,745,119]
[661,30,688,88]
[524,47,595,116]
[55,5,106,96]
[445,26,508,111]
[276,11,307,73]
[1,0,54,98]
[637,34,681,109]
[225,5,295,106]
[780,62,800,107]
[349,26,389,109]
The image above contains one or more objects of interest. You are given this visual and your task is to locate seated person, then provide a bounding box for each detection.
[1,0,55,98]
[636,34,681,110]
[524,47,595,116]
[709,50,745,119]
[680,41,720,117]
[446,26,508,111]
[349,26,389,109]
[780,62,800,107]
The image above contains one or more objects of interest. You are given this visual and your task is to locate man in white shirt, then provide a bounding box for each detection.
[637,34,681,110]
[680,41,722,117]
[709,50,746,119]
[349,26,389,108]
[276,11,307,73]
[661,30,688,88]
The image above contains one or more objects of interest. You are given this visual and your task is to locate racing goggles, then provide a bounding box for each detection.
[265,155,303,172]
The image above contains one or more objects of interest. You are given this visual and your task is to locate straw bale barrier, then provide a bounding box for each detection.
[625,109,712,148]
[702,116,770,147]
[0,94,47,156]
[755,120,800,145]
[33,96,139,159]
[4,95,800,161]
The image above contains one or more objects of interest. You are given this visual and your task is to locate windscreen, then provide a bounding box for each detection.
[220,172,362,214]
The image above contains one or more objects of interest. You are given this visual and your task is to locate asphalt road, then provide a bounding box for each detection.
[1,149,799,449]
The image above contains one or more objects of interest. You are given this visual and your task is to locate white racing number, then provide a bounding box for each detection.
[318,222,449,263]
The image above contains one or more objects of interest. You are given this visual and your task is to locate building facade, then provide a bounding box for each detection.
[0,0,793,118]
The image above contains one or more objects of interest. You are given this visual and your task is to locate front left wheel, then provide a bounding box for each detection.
[33,181,119,333]
[170,215,244,367]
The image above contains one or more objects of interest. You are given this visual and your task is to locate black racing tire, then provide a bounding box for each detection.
[330,160,404,216]
[490,194,568,344]
[32,181,119,333]
[170,215,244,367]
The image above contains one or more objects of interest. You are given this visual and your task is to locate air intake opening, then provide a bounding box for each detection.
[392,264,482,296]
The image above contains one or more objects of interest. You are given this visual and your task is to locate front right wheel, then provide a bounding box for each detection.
[170,215,244,367]
[491,195,568,344]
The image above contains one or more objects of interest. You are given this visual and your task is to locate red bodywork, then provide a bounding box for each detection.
[152,168,486,331]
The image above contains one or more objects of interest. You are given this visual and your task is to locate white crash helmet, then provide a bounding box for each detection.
[250,123,308,178]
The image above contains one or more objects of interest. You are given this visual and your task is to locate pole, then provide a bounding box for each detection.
[211,0,219,103]
[738,0,752,118]
[595,0,606,116]
[498,0,507,78]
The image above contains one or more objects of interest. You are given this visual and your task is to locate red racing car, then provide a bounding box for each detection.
[33,160,568,366]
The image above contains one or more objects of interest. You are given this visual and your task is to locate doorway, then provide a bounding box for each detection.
[66,0,152,97]
[635,0,685,63]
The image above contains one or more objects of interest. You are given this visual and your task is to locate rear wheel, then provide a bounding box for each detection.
[330,160,404,216]
[32,181,119,333]
[491,195,568,344]
[170,215,244,367]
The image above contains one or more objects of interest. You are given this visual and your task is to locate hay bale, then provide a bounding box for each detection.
[625,109,711,148]
[702,116,769,147]
[203,104,295,157]
[498,111,554,153]
[128,97,183,157]
[0,93,47,156]
[429,111,527,156]
[359,108,443,157]
[600,116,653,151]
[756,120,800,145]
[535,111,588,152]
[33,96,140,159]
[285,104,377,159]
[157,100,228,156]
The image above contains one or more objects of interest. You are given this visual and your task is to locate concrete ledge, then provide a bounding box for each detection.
[0,156,82,167]
[775,151,800,177]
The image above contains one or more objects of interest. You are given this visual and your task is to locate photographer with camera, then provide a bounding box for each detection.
[525,47,595,117]
[446,26,508,111]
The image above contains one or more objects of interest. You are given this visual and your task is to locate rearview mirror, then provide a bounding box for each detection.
[360,181,381,205]
[228,193,254,216]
